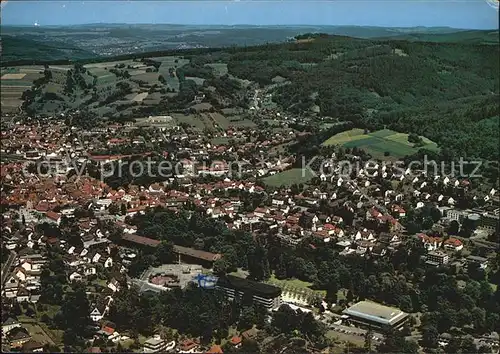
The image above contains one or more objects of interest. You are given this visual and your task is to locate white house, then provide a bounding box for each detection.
[90,306,105,322]
[69,272,83,282]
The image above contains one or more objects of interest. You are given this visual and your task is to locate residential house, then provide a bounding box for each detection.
[107,278,120,293]
[16,288,30,302]
[90,304,106,322]
[178,339,200,353]
[378,233,401,246]
[69,272,83,282]
[3,277,20,298]
[229,336,242,349]
[418,234,443,251]
[2,318,21,337]
[7,327,31,348]
[21,340,44,352]
[443,238,463,252]
[98,325,121,343]
[207,344,224,353]
[354,229,375,241]
[371,244,387,257]
[241,328,259,341]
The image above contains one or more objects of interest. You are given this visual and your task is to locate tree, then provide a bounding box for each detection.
[57,285,92,352]
[325,281,338,305]
[378,328,418,353]
[213,258,230,276]
[238,306,256,331]
[364,329,373,353]
[430,208,442,223]
[448,220,460,235]
[471,307,486,332]
[408,133,423,144]
[155,241,174,264]
[421,325,439,348]
[247,244,270,281]
[108,203,120,215]
[346,289,354,303]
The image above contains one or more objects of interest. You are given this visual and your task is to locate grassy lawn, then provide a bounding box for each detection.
[173,113,206,131]
[322,128,439,159]
[36,304,61,320]
[266,274,313,289]
[18,314,37,323]
[262,168,315,187]
[23,323,56,346]
[93,278,108,287]
[266,274,326,298]
[322,128,365,145]
[38,322,64,346]
[229,269,249,278]
[138,334,148,345]
[210,112,231,130]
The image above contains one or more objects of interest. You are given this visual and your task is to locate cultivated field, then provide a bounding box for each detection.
[1,67,44,113]
[322,128,439,159]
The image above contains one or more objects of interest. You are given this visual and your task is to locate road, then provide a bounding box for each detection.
[1,251,17,285]
[346,177,389,214]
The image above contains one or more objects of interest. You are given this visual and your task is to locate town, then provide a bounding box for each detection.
[1,2,500,351]
[1,110,499,353]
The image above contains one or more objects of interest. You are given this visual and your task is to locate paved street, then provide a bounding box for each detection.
[1,251,17,285]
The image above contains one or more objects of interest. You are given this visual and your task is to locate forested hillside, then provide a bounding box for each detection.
[224,36,499,160]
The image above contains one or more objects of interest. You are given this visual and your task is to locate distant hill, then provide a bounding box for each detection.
[1,36,97,62]
[377,30,499,45]
[2,24,495,63]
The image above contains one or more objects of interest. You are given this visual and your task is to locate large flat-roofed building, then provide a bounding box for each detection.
[120,234,221,268]
[342,301,409,330]
[425,251,449,267]
[480,213,499,232]
[215,275,282,310]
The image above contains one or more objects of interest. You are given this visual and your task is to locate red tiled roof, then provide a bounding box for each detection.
[121,234,161,247]
[46,211,61,221]
[207,344,223,354]
[230,336,242,345]
[180,340,199,351]
[444,238,462,246]
[102,326,115,335]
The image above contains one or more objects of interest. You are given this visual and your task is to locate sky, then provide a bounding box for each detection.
[1,0,499,29]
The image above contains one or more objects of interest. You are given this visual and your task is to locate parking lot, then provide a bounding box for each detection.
[329,323,384,341]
